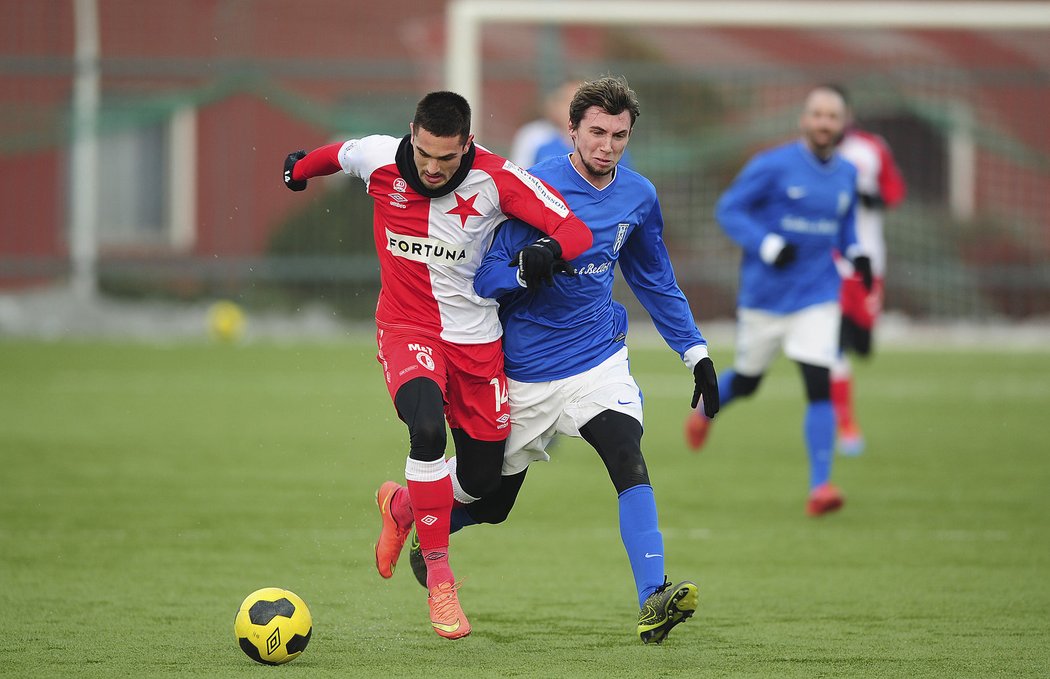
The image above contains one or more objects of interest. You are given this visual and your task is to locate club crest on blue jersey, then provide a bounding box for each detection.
[613,223,630,253]
[838,191,851,216]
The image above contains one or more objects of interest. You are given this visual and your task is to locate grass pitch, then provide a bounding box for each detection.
[1,338,1048,677]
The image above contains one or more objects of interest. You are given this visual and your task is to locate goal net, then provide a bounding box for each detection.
[447,1,1050,320]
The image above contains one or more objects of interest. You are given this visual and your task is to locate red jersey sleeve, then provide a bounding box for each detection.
[292,142,343,181]
[875,136,906,209]
[492,161,593,259]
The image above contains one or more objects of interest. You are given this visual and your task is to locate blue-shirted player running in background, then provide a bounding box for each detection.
[398,76,720,644]
[685,85,872,517]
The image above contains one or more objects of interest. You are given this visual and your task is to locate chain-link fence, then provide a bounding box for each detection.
[2,2,1048,322]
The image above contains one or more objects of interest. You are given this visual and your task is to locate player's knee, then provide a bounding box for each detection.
[581,411,649,494]
[841,317,873,357]
[799,363,831,402]
[395,378,447,461]
[408,417,446,461]
[451,432,504,498]
[469,470,502,499]
[465,470,525,525]
[731,372,762,398]
[605,437,650,495]
[611,458,650,496]
[457,463,501,499]
[471,501,513,525]
[853,328,873,357]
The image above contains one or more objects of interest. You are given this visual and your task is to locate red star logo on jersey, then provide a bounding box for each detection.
[447,192,482,228]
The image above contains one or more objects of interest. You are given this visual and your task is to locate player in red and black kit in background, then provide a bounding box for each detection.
[282,92,591,639]
[829,85,906,455]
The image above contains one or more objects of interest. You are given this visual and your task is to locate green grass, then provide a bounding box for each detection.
[1,339,1048,677]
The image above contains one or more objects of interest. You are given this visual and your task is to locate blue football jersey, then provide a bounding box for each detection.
[717,140,858,313]
[474,154,706,383]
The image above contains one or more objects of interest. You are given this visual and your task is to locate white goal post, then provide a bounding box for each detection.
[445,1,1050,138]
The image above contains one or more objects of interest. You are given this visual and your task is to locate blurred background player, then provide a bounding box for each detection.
[684,85,872,517]
[402,76,719,643]
[510,77,633,169]
[509,79,580,167]
[282,91,592,639]
[827,84,907,456]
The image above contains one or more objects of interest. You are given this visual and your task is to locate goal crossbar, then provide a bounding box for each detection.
[446,1,1050,136]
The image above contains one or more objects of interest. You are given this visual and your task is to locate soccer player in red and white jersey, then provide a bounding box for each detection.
[282,91,591,639]
[829,85,906,455]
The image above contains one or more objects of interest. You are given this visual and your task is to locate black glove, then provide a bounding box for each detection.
[691,356,720,418]
[552,259,576,276]
[852,255,874,292]
[858,192,886,210]
[772,243,797,268]
[283,150,307,191]
[507,237,562,289]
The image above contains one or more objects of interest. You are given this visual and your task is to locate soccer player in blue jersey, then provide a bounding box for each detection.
[392,76,719,643]
[684,85,872,517]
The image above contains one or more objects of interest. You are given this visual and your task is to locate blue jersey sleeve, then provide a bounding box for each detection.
[473,220,538,299]
[715,154,776,254]
[618,197,707,362]
[838,171,860,256]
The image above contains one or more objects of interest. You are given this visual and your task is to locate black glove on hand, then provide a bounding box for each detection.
[858,192,886,210]
[691,356,720,418]
[552,259,576,276]
[507,237,562,289]
[283,150,307,191]
[852,255,874,292]
[773,243,797,268]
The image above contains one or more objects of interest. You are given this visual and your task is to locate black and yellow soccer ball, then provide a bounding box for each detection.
[234,588,312,665]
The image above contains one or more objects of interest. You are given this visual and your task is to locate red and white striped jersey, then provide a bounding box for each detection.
[838,129,906,276]
[336,135,590,344]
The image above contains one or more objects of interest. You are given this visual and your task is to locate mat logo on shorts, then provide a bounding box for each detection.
[408,343,435,371]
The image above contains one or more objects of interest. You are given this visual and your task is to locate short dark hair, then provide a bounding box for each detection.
[568,76,640,130]
[413,91,471,142]
[819,83,851,108]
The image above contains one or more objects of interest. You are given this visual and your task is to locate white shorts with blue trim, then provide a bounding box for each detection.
[502,347,643,475]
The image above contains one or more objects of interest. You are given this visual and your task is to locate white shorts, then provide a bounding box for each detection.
[734,302,841,375]
[501,347,643,475]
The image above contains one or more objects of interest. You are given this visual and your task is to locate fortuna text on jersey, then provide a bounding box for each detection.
[387,229,472,264]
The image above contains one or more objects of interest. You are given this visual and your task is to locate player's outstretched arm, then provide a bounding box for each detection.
[283,150,307,191]
[282,143,344,192]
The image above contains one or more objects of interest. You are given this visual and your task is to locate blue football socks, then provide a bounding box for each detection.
[449,506,476,534]
[805,400,835,489]
[618,484,665,608]
[718,368,738,408]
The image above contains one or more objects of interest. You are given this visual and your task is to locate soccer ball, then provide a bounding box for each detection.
[234,587,312,665]
[207,300,246,343]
